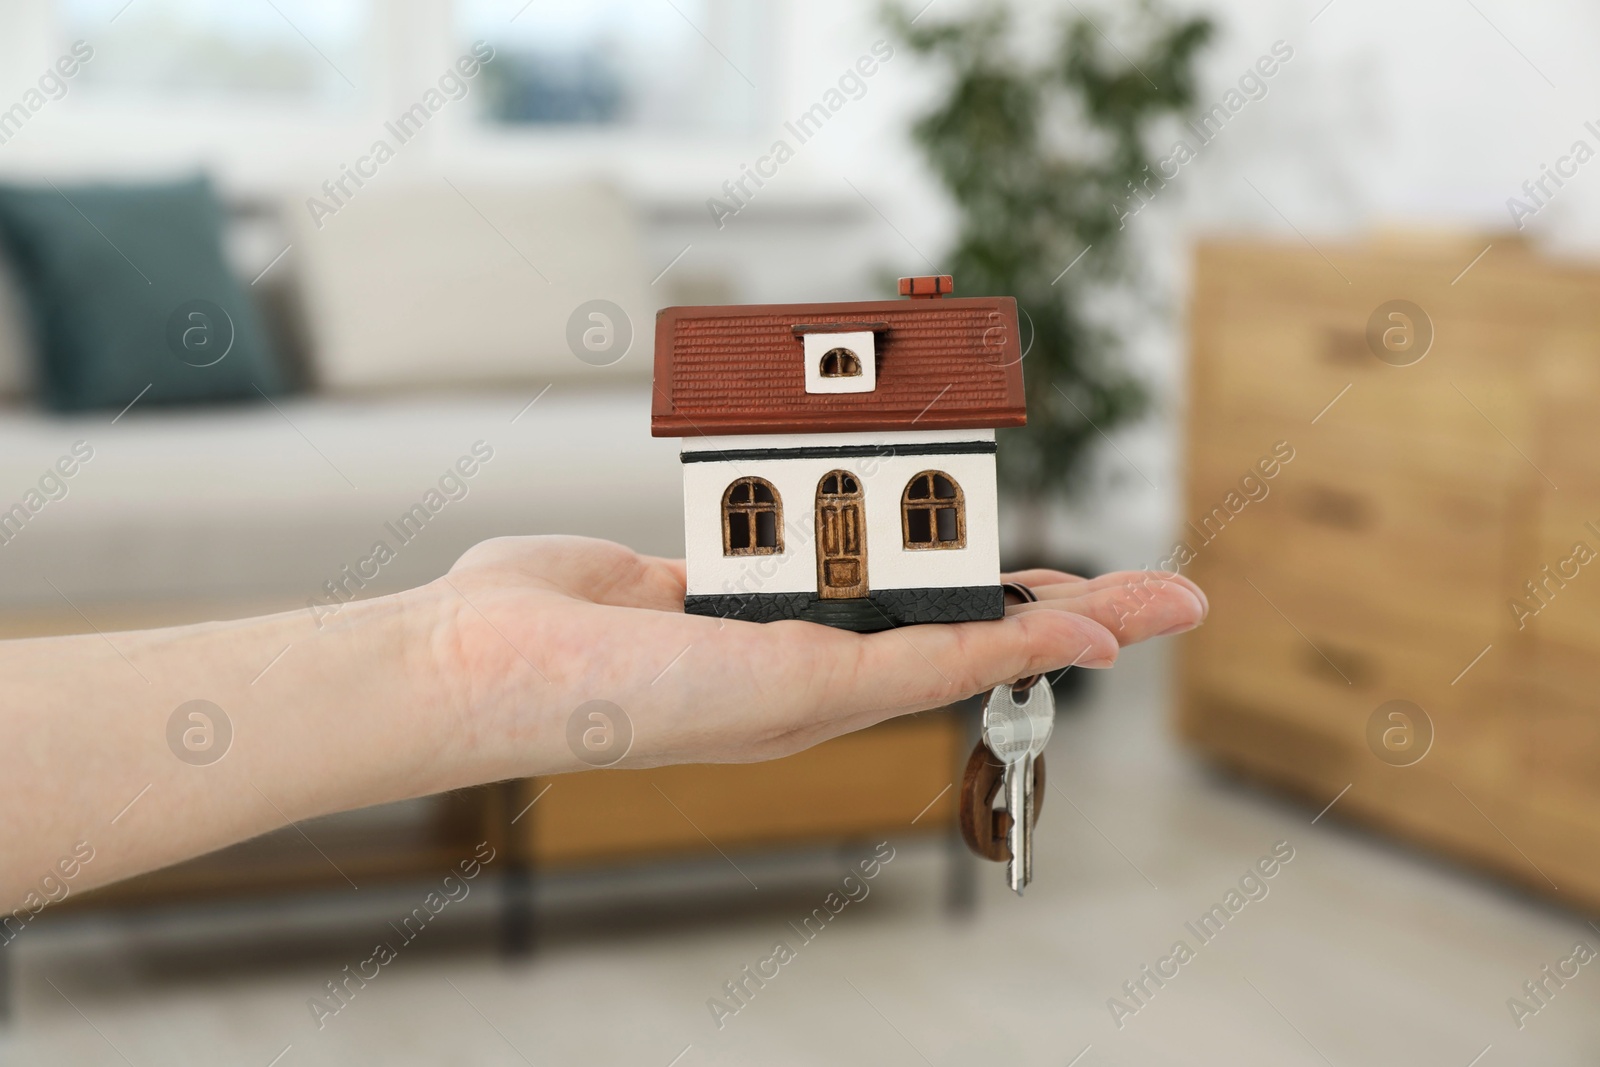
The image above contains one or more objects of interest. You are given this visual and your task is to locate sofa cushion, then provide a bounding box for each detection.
[0,388,682,609]
[289,182,656,391]
[0,175,288,412]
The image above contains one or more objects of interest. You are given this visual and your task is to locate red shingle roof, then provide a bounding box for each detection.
[651,296,1027,437]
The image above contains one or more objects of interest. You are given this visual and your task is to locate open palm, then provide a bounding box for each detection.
[434,536,1207,777]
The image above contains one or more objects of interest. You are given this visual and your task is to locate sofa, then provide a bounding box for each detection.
[0,181,684,616]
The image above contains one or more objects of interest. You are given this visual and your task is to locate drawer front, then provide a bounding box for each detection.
[1179,560,1496,739]
[1183,424,1521,637]
[1192,296,1536,453]
[1184,675,1600,903]
[1498,654,1600,806]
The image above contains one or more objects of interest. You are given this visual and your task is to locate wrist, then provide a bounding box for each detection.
[414,572,576,784]
[203,582,475,818]
[361,579,480,797]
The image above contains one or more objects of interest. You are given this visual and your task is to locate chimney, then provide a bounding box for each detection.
[898,275,953,299]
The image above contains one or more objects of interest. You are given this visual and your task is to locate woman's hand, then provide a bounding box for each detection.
[431,536,1207,778]
[1,534,1203,908]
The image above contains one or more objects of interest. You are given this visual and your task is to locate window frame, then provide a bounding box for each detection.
[901,470,966,550]
[819,347,863,378]
[721,476,783,556]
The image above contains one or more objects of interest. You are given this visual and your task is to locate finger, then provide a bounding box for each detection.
[1033,569,1208,617]
[658,558,688,587]
[836,609,1120,718]
[1002,567,1090,588]
[650,609,1114,764]
[1011,578,1204,644]
[614,557,687,612]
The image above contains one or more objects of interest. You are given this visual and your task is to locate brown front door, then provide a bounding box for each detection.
[816,470,867,599]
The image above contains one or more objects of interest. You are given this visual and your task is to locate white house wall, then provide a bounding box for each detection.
[682,443,1000,598]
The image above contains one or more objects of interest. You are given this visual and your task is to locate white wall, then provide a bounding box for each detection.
[681,434,1000,598]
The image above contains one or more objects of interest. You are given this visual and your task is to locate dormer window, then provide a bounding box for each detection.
[799,328,877,394]
[819,348,862,378]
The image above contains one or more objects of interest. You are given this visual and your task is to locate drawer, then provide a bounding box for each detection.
[1502,668,1600,806]
[1183,676,1600,903]
[1194,238,1600,334]
[1192,296,1537,453]
[1179,560,1497,732]
[1184,427,1522,634]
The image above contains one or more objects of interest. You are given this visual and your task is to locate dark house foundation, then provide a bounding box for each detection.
[684,585,1006,632]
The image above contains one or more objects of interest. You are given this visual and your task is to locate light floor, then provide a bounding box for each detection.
[5,642,1598,1066]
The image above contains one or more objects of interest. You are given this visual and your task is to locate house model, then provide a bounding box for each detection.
[651,275,1027,632]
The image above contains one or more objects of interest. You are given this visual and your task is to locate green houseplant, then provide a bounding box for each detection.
[887,2,1213,556]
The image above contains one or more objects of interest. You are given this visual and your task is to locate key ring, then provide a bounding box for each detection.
[1001,582,1041,694]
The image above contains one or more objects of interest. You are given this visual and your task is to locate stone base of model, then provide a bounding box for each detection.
[683,586,1005,633]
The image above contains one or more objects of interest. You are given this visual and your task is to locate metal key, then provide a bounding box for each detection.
[981,680,1056,894]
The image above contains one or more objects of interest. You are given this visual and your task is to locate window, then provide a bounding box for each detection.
[819,348,862,378]
[800,329,876,394]
[723,477,781,555]
[456,0,764,132]
[819,472,858,496]
[902,471,965,549]
[58,0,369,105]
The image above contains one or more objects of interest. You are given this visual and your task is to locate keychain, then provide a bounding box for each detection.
[959,583,1057,895]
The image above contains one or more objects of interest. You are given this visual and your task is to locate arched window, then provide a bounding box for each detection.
[723,477,782,555]
[819,347,863,378]
[902,471,965,549]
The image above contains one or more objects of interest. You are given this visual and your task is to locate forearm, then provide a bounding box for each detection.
[1,585,468,908]
[0,535,1206,913]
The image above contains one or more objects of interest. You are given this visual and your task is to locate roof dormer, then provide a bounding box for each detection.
[800,329,876,394]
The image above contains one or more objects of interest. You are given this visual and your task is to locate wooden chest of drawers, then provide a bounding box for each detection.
[1180,235,1600,908]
